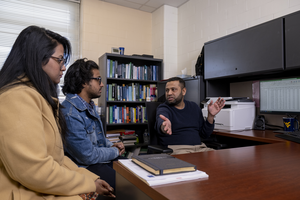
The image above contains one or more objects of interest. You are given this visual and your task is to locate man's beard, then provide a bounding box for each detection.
[89,93,101,99]
[88,84,101,99]
[166,92,183,106]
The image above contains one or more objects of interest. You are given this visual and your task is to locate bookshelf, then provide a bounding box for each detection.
[98,53,163,139]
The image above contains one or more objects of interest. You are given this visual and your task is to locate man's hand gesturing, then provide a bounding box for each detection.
[160,114,172,135]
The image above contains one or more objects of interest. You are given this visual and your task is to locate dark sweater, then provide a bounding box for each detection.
[155,100,214,146]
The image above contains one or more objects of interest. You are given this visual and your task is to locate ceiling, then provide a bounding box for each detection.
[99,0,189,13]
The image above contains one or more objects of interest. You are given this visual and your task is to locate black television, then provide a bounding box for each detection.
[260,77,300,115]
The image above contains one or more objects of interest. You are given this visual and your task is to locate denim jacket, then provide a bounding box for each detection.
[61,93,119,168]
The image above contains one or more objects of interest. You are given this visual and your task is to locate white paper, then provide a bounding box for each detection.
[118,159,209,186]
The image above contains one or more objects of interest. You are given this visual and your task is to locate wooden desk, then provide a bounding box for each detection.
[114,130,300,200]
[213,129,284,144]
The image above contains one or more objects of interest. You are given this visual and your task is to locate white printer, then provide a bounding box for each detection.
[202,97,255,131]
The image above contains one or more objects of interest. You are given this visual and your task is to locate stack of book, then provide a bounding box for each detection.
[106,129,123,143]
[119,134,137,146]
[118,157,208,186]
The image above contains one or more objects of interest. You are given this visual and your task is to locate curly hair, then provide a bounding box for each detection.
[62,58,99,94]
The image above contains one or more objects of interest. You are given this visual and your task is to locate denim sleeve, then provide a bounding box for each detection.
[105,138,114,148]
[64,114,119,165]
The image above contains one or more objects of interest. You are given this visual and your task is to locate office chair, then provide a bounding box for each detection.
[145,102,226,152]
[201,134,227,150]
[145,102,173,154]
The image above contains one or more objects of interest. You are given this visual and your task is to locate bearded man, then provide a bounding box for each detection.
[155,77,225,155]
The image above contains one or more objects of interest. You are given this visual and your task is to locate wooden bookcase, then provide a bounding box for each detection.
[98,53,163,139]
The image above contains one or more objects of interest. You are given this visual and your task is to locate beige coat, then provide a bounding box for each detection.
[0,83,99,200]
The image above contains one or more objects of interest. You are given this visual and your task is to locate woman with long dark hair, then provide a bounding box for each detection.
[0,26,115,200]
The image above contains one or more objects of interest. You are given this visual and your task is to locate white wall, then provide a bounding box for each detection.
[80,0,152,63]
[152,5,178,79]
[152,6,164,61]
[80,0,300,80]
[177,0,300,77]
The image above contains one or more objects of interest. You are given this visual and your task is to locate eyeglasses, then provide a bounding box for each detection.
[51,56,66,69]
[90,77,102,84]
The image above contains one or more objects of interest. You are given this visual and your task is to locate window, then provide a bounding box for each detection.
[0,0,80,89]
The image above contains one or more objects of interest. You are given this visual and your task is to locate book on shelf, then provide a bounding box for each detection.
[106,59,110,78]
[106,106,109,123]
[106,129,125,143]
[133,65,137,80]
[122,140,136,144]
[106,105,146,124]
[123,142,136,146]
[121,64,126,78]
[106,133,121,138]
[106,129,125,134]
[108,84,112,101]
[107,137,121,143]
[120,130,135,136]
[118,159,208,186]
[106,82,156,102]
[109,106,113,123]
[131,154,197,176]
[119,134,136,146]
[119,134,137,141]
[111,83,116,101]
[106,59,159,81]
[116,63,121,78]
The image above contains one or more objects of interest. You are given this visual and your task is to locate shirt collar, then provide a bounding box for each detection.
[75,94,95,112]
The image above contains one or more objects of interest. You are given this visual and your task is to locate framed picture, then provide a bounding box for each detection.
[111,47,120,54]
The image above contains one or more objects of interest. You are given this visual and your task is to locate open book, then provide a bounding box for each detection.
[132,154,196,175]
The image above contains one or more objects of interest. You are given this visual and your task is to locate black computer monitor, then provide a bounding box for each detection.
[260,77,300,115]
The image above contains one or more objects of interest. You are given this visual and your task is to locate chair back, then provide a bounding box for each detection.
[145,101,162,146]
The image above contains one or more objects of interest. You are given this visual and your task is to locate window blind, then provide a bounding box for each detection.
[0,0,80,87]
